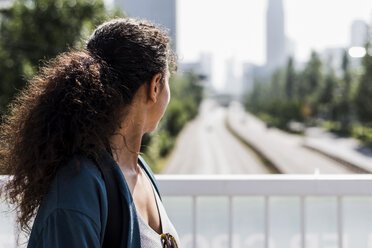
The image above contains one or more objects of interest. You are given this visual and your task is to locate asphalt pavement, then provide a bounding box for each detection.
[227,102,355,174]
[162,99,268,174]
[162,99,357,174]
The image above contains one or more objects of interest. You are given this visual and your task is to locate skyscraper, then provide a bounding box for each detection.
[350,20,368,47]
[224,57,242,96]
[0,0,12,8]
[115,0,177,51]
[266,0,286,71]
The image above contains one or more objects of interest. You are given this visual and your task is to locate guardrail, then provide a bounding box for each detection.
[156,174,372,248]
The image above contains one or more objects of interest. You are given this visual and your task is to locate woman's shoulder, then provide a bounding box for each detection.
[32,155,108,233]
[56,155,106,191]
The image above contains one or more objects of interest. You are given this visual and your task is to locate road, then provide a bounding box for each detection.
[162,99,355,174]
[162,99,268,174]
[304,127,372,172]
[227,102,354,174]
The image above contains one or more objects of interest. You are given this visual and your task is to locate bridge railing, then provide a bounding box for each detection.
[156,174,372,248]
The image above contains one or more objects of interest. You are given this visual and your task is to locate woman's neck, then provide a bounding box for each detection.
[109,115,146,174]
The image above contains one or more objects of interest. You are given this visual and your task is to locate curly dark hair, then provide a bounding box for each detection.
[0,18,176,233]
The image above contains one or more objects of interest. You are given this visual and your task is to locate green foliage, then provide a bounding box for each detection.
[244,37,372,146]
[333,50,352,134]
[0,0,123,114]
[257,99,303,130]
[163,101,190,136]
[323,121,372,145]
[244,57,304,131]
[147,129,175,158]
[316,62,337,122]
[165,73,203,133]
[318,68,335,105]
[285,57,296,99]
[356,40,372,125]
[244,79,267,114]
[244,46,368,139]
[353,124,372,146]
[298,51,322,101]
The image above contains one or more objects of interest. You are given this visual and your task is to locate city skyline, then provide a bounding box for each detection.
[176,0,372,62]
[106,0,372,90]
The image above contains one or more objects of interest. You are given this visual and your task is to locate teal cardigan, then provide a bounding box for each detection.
[27,152,161,248]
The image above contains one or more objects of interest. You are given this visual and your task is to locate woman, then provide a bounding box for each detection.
[0,18,180,247]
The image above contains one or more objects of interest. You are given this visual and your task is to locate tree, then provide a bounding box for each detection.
[298,51,323,119]
[341,50,352,98]
[356,37,372,126]
[162,73,204,136]
[298,51,322,99]
[244,79,265,114]
[270,69,284,100]
[0,0,122,114]
[335,50,352,132]
[285,57,296,99]
[318,64,336,120]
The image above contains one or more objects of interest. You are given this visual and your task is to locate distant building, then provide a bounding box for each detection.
[178,52,213,90]
[0,0,12,8]
[224,57,242,96]
[115,0,177,51]
[286,37,295,58]
[179,62,200,75]
[241,63,274,93]
[198,53,213,89]
[350,20,368,47]
[320,47,345,76]
[347,20,369,68]
[244,0,289,83]
[242,63,255,94]
[266,0,287,72]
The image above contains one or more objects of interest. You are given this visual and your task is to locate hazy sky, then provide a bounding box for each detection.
[178,0,372,88]
[177,0,372,63]
[106,0,372,89]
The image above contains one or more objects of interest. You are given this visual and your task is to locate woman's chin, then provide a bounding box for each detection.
[146,122,159,134]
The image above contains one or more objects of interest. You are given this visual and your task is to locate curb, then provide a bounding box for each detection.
[302,144,371,174]
[225,116,283,174]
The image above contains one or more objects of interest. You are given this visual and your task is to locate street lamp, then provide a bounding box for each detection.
[348,46,367,58]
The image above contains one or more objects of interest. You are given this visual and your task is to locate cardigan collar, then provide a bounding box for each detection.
[102,150,162,248]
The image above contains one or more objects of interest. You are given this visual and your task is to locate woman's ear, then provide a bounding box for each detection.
[148,73,163,103]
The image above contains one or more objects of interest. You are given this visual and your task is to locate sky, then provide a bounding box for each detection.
[177,0,372,63]
[106,0,372,89]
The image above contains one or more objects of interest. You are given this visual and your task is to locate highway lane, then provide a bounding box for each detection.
[227,102,354,174]
[162,99,268,174]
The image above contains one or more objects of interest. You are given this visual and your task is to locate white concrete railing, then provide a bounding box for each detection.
[2,175,372,248]
[155,174,372,248]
